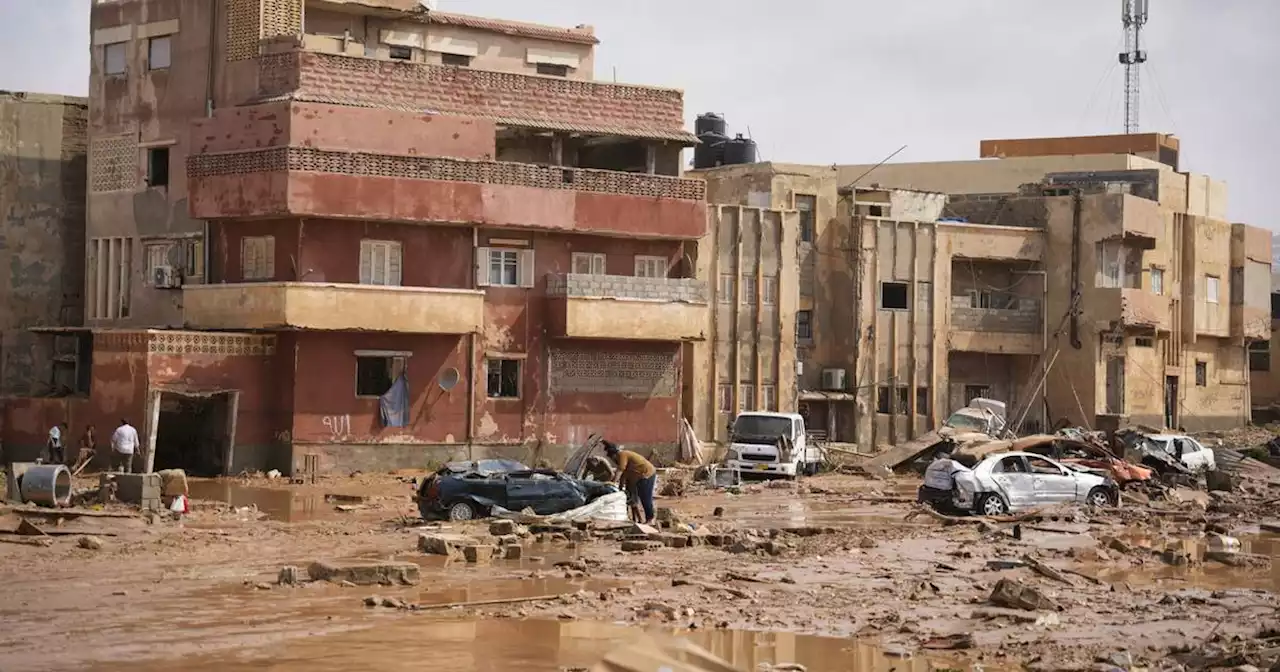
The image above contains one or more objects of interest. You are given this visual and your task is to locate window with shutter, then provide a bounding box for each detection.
[359,240,403,286]
[572,252,606,275]
[487,249,519,286]
[634,255,668,278]
[242,236,275,281]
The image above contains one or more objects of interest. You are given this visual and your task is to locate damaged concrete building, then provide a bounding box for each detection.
[2,0,706,475]
[691,133,1272,447]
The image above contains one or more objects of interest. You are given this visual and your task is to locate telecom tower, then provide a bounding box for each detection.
[1119,0,1149,134]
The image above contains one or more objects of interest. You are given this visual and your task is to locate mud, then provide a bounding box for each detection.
[1,469,1277,671]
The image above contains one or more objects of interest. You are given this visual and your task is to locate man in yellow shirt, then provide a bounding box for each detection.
[604,441,656,525]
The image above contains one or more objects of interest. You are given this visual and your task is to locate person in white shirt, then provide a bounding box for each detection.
[46,422,68,464]
[111,419,140,474]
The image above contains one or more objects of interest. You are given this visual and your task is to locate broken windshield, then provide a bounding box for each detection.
[732,416,792,444]
[944,411,989,433]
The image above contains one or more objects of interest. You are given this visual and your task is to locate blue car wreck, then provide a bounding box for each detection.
[414,459,619,521]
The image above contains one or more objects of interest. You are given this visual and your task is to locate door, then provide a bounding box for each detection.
[1105,357,1125,414]
[1164,376,1178,429]
[989,455,1035,510]
[1025,455,1078,503]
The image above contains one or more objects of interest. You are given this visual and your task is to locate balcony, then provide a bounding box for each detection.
[187,147,707,239]
[939,223,1046,262]
[256,50,697,144]
[183,283,484,334]
[1095,287,1171,331]
[545,274,708,341]
[948,297,1043,354]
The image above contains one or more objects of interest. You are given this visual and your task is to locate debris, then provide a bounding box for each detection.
[417,533,476,558]
[489,519,519,536]
[363,595,379,607]
[463,545,496,563]
[254,582,272,590]
[325,493,367,504]
[989,578,1059,611]
[1020,554,1076,586]
[380,596,408,609]
[1205,551,1272,568]
[621,540,662,552]
[266,470,281,479]
[307,560,420,586]
[16,519,48,537]
[503,545,523,560]
[157,469,189,497]
[1206,470,1238,492]
[922,633,975,650]
[277,566,301,586]
[77,535,104,551]
[672,577,751,599]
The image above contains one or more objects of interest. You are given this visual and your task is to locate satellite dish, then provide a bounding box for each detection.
[438,367,460,391]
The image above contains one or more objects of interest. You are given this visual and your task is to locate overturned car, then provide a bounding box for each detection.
[414,459,619,521]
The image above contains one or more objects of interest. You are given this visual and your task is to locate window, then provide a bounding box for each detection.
[1096,241,1122,288]
[1026,456,1063,476]
[964,385,990,404]
[1150,267,1164,296]
[536,63,569,77]
[359,240,403,286]
[718,273,735,303]
[441,52,472,67]
[796,195,816,243]
[738,384,753,412]
[796,310,812,341]
[1230,267,1244,306]
[1205,275,1220,304]
[741,275,757,305]
[355,354,405,397]
[88,237,132,319]
[241,236,275,281]
[388,45,413,61]
[895,386,909,414]
[184,238,205,279]
[916,387,930,416]
[868,205,885,217]
[762,384,777,411]
[571,252,606,275]
[717,384,733,413]
[880,281,909,310]
[1249,341,1270,372]
[994,456,1028,474]
[148,36,171,70]
[1195,361,1207,387]
[969,290,1016,310]
[479,247,534,287]
[146,147,169,187]
[762,276,778,305]
[144,243,172,285]
[634,255,668,278]
[876,386,891,414]
[104,42,126,75]
[1134,337,1154,348]
[486,359,520,398]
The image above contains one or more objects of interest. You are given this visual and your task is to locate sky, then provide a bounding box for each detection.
[2,0,1275,228]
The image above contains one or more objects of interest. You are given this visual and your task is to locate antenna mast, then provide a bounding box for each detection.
[1119,0,1149,134]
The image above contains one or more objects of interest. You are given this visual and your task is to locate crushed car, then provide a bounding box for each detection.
[1011,434,1153,486]
[946,451,1120,515]
[414,459,619,521]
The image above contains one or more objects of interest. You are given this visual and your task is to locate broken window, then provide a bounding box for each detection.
[880,282,909,310]
[717,384,733,413]
[762,276,778,305]
[895,386,909,414]
[634,255,668,279]
[963,385,990,404]
[147,147,169,188]
[486,359,520,398]
[441,52,472,67]
[355,355,405,397]
[796,195,816,243]
[1249,341,1270,372]
[796,310,813,341]
[104,42,126,75]
[388,45,413,61]
[359,239,403,286]
[536,63,569,77]
[1195,361,1208,387]
[1150,267,1164,296]
[876,386,891,414]
[241,236,275,281]
[571,252,606,275]
[148,36,171,70]
[916,387,930,416]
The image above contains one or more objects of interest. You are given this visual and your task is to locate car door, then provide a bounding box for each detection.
[989,455,1035,510]
[1025,455,1078,504]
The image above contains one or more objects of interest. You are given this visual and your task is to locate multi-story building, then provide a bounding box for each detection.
[690,133,1271,449]
[2,0,707,475]
[0,92,87,400]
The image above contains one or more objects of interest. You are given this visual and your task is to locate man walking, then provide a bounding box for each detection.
[603,441,656,526]
[46,422,68,464]
[111,419,139,474]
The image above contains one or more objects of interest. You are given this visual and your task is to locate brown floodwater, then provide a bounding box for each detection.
[186,480,333,522]
[1090,531,1280,592]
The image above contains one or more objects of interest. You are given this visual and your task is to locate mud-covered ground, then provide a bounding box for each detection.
[0,468,1277,671]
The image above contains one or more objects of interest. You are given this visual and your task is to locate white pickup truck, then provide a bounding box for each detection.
[722,412,824,478]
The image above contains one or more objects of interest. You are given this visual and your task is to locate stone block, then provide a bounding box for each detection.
[307,560,420,586]
[494,534,521,547]
[417,533,476,558]
[463,545,496,563]
[988,578,1057,611]
[503,545,523,560]
[489,519,518,536]
[103,472,163,511]
[621,540,662,552]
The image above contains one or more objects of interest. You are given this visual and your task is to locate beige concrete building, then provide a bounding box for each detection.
[1246,275,1280,419]
[689,135,1272,449]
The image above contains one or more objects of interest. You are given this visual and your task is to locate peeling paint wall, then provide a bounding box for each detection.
[0,92,87,395]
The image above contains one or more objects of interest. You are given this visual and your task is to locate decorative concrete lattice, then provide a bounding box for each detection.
[224,0,261,61]
[548,347,677,397]
[90,134,137,193]
[96,331,277,356]
[545,274,708,303]
[187,147,707,202]
[260,0,302,39]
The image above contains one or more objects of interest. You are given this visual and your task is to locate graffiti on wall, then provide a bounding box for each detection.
[322,414,351,439]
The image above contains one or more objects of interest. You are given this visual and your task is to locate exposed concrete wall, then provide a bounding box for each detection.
[834,154,1158,196]
[0,92,88,395]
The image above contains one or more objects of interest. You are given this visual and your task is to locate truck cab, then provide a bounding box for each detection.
[723,412,822,478]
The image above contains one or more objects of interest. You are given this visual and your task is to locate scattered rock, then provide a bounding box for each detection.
[857,536,877,549]
[503,545,523,560]
[727,539,759,554]
[77,536,104,551]
[1104,537,1134,554]
[713,506,724,517]
[380,596,408,609]
[363,595,379,607]
[339,580,357,588]
[489,519,518,536]
[463,545,496,564]
[254,582,272,591]
[111,590,128,596]
[494,535,521,547]
[277,566,301,586]
[307,560,420,586]
[989,578,1059,611]
[655,507,682,526]
[418,533,476,558]
[1205,470,1237,492]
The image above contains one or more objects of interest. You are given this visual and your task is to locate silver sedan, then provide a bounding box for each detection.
[952,451,1119,515]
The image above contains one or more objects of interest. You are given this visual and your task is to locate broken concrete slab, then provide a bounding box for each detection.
[489,519,518,536]
[463,545,496,563]
[989,578,1059,611]
[417,533,476,558]
[307,560,420,586]
[621,540,662,552]
[503,545,523,560]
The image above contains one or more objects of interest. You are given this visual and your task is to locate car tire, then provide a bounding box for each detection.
[977,493,1008,516]
[1086,487,1112,508]
[447,501,478,521]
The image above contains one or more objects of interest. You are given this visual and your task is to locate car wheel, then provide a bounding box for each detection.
[1086,487,1112,508]
[978,493,1008,516]
[447,501,478,521]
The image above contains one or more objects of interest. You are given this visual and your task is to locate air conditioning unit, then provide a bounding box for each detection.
[821,368,847,392]
[153,265,181,289]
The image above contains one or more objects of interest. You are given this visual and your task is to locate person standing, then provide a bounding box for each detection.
[110,419,139,474]
[603,441,657,525]
[74,425,98,473]
[46,422,68,464]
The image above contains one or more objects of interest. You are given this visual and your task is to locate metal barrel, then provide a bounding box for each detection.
[19,464,72,507]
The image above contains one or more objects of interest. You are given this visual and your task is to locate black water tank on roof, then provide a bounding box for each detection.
[695,112,727,137]
[693,131,728,169]
[722,134,757,166]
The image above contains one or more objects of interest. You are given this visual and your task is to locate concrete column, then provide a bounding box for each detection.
[106,238,118,320]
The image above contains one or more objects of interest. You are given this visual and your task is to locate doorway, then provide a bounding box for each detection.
[1164,376,1179,429]
[152,391,238,477]
[1105,358,1125,414]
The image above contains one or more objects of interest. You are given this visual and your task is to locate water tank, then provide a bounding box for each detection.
[722,134,757,166]
[695,113,727,137]
[693,131,727,170]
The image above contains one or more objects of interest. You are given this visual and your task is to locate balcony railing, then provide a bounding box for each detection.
[545,273,708,341]
[949,296,1041,334]
[546,273,708,303]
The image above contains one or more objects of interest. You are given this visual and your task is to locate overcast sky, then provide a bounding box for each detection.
[2,0,1275,229]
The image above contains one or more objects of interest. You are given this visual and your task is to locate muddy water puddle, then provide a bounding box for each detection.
[186,480,337,522]
[1091,532,1280,591]
[703,498,923,529]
